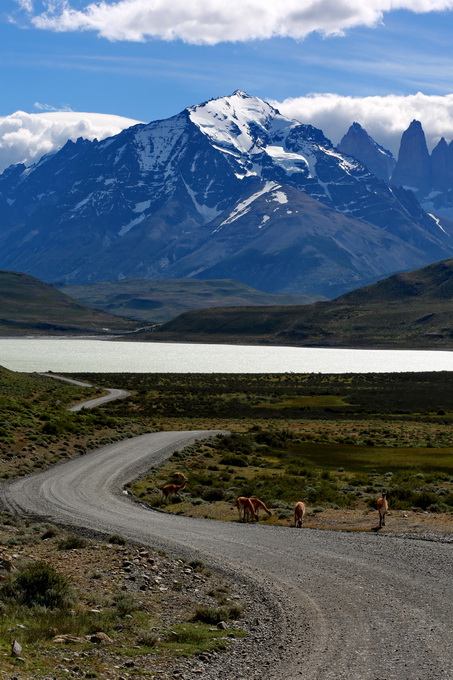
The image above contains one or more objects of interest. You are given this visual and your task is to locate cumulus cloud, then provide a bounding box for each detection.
[273,92,453,156]
[17,0,453,44]
[0,111,142,173]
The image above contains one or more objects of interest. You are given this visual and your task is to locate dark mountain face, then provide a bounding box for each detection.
[337,122,395,181]
[0,91,452,296]
[338,119,453,223]
[391,120,432,195]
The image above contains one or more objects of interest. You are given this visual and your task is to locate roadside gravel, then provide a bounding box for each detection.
[1,431,452,680]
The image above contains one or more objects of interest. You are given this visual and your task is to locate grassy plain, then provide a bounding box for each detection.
[65,371,453,527]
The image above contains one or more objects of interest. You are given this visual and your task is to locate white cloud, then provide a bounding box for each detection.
[33,101,73,112]
[14,0,34,11]
[273,93,453,155]
[0,111,142,173]
[19,0,453,44]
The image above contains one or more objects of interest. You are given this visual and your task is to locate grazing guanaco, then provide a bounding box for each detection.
[160,479,187,499]
[235,496,258,522]
[249,497,272,518]
[377,491,388,528]
[294,500,306,528]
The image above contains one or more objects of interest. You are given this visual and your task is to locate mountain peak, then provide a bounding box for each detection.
[391,119,431,194]
[188,91,281,155]
[337,122,395,180]
[408,119,423,130]
[231,89,251,98]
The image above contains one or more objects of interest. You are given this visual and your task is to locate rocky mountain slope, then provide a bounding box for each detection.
[340,119,453,221]
[337,122,395,181]
[0,92,452,298]
[144,259,453,349]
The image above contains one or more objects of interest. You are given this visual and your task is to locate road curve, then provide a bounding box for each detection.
[36,372,130,411]
[1,430,452,680]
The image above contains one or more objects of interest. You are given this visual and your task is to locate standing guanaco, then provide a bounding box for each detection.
[249,497,272,518]
[377,491,388,528]
[294,501,306,528]
[160,479,187,499]
[235,496,258,522]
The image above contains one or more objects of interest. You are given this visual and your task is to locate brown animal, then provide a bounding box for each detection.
[294,501,306,528]
[249,497,272,518]
[171,471,188,482]
[377,491,388,528]
[236,496,258,522]
[160,479,187,499]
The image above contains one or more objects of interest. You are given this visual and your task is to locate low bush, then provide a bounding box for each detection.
[201,487,226,502]
[0,561,75,609]
[219,454,248,467]
[136,629,160,647]
[57,534,87,550]
[108,533,126,545]
[192,604,243,624]
[111,591,137,617]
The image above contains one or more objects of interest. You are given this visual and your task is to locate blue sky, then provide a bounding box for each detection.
[2,1,453,168]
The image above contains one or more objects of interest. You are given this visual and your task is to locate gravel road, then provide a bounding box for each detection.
[36,372,131,411]
[1,430,452,679]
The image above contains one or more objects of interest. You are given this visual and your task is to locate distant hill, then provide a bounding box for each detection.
[135,259,453,349]
[58,278,322,323]
[0,271,139,336]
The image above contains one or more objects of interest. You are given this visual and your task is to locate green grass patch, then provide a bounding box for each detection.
[160,622,244,656]
[255,395,349,409]
[286,442,453,475]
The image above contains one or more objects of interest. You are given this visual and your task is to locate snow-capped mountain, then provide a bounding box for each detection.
[0,91,452,297]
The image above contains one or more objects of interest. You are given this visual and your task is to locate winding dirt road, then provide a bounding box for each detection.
[1,430,452,679]
[36,373,130,411]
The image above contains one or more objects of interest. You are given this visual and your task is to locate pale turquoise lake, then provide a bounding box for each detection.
[1,338,453,373]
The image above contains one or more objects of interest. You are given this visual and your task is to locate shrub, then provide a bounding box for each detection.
[0,561,75,609]
[202,487,226,502]
[108,534,126,545]
[188,558,205,570]
[255,429,294,448]
[41,527,58,540]
[136,629,160,647]
[192,604,243,625]
[112,591,137,617]
[217,433,254,456]
[57,534,87,550]
[219,454,248,467]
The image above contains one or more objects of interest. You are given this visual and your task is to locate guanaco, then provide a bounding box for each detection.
[249,497,272,518]
[171,471,188,482]
[377,491,388,528]
[160,479,187,499]
[235,496,258,522]
[294,500,306,528]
